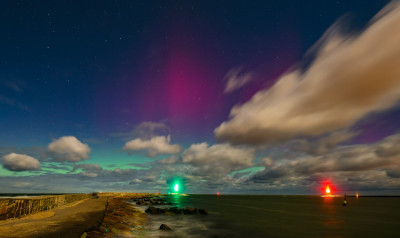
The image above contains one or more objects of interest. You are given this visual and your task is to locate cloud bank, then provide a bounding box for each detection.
[251,132,400,183]
[1,133,400,194]
[215,2,400,145]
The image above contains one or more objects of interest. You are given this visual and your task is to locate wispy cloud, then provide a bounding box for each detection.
[112,121,170,140]
[224,66,253,93]
[0,95,30,111]
[2,80,25,93]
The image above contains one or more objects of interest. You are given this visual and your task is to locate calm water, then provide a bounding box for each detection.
[133,195,400,238]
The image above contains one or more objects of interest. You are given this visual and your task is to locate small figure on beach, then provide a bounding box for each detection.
[343,193,347,206]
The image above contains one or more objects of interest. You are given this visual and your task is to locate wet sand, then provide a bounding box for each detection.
[0,197,108,238]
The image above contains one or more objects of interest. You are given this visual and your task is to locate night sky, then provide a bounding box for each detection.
[1,0,400,194]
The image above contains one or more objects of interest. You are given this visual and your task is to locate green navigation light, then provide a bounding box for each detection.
[174,183,179,192]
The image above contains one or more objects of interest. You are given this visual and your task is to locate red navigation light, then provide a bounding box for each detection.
[326,186,331,195]
[320,180,336,196]
[217,192,220,196]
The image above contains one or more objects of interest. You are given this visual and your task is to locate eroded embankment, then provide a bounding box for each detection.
[0,193,97,220]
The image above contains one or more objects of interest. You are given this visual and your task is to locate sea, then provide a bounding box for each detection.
[132,195,400,238]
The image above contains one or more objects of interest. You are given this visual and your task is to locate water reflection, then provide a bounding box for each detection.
[322,196,343,237]
[169,194,183,208]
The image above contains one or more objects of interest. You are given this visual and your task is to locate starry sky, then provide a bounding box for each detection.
[1,0,400,194]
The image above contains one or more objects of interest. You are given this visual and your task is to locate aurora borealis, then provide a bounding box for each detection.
[1,0,400,195]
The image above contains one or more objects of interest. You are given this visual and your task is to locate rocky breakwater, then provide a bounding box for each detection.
[0,193,96,220]
[137,196,209,233]
[145,206,209,215]
[132,196,209,215]
[135,197,173,206]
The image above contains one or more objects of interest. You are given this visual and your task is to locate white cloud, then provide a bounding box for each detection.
[182,143,255,177]
[48,136,91,162]
[2,153,40,171]
[215,2,400,145]
[123,135,181,157]
[224,67,253,93]
[158,156,179,165]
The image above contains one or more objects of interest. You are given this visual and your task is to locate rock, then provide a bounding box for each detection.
[168,207,183,215]
[198,208,208,215]
[144,205,207,216]
[145,206,157,214]
[183,207,198,215]
[145,206,164,214]
[136,201,150,206]
[160,224,172,231]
